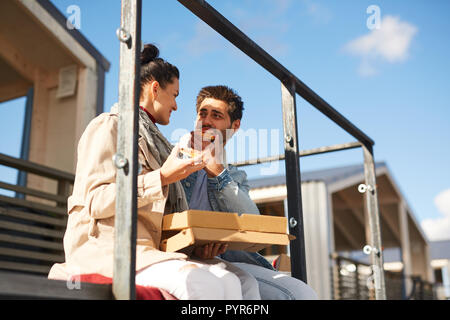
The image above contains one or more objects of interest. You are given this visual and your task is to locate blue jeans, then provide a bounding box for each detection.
[220,251,317,300]
[232,262,318,300]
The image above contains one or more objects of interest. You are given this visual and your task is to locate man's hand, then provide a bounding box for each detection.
[202,147,225,178]
[190,129,225,177]
[193,243,228,260]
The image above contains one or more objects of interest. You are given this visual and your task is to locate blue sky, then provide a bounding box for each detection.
[1,0,449,240]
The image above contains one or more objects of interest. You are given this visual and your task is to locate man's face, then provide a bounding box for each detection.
[195,97,240,144]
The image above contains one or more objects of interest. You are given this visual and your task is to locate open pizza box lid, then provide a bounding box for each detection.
[161,210,295,254]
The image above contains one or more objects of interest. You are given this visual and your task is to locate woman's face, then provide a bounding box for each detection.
[148,78,179,125]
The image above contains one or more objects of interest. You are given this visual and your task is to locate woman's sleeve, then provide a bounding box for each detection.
[77,114,168,220]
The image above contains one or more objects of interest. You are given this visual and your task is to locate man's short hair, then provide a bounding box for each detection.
[196,85,244,123]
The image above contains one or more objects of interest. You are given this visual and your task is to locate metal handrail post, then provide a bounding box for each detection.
[281,79,307,282]
[113,0,142,300]
[362,144,386,299]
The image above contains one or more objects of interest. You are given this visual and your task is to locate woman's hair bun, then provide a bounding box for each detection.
[140,43,159,65]
[139,43,179,90]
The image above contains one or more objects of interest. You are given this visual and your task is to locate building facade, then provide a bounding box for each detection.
[248,162,434,299]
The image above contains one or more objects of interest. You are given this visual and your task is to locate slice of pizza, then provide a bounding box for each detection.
[202,131,216,142]
[179,147,202,159]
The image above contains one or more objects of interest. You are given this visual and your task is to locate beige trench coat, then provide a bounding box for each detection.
[48,110,187,280]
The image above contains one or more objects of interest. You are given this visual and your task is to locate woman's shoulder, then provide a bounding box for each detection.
[76,109,120,159]
[79,109,119,146]
[86,106,119,131]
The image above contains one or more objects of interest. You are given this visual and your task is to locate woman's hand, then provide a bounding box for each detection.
[160,144,206,186]
[193,243,228,260]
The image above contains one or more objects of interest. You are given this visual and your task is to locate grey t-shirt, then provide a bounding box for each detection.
[188,169,213,211]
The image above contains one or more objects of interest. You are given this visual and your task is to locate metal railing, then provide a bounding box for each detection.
[112,0,386,299]
[0,153,116,299]
[332,254,436,300]
[407,276,436,300]
[0,152,74,275]
[113,0,141,300]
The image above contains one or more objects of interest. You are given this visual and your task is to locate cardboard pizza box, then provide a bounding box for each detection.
[160,227,292,254]
[162,210,287,234]
[239,214,287,233]
[160,210,294,254]
[162,210,240,231]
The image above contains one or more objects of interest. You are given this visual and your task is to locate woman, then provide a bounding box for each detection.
[48,44,259,300]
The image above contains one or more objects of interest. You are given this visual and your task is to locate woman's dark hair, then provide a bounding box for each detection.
[140,44,179,93]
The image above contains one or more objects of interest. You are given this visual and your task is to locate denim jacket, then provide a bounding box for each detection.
[181,165,275,271]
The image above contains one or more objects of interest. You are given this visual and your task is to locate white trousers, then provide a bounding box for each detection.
[135,258,261,300]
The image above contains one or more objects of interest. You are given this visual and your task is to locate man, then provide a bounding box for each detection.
[180,85,317,300]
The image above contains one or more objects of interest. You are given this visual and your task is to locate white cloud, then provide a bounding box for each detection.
[435,189,450,216]
[344,15,418,76]
[421,189,450,241]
